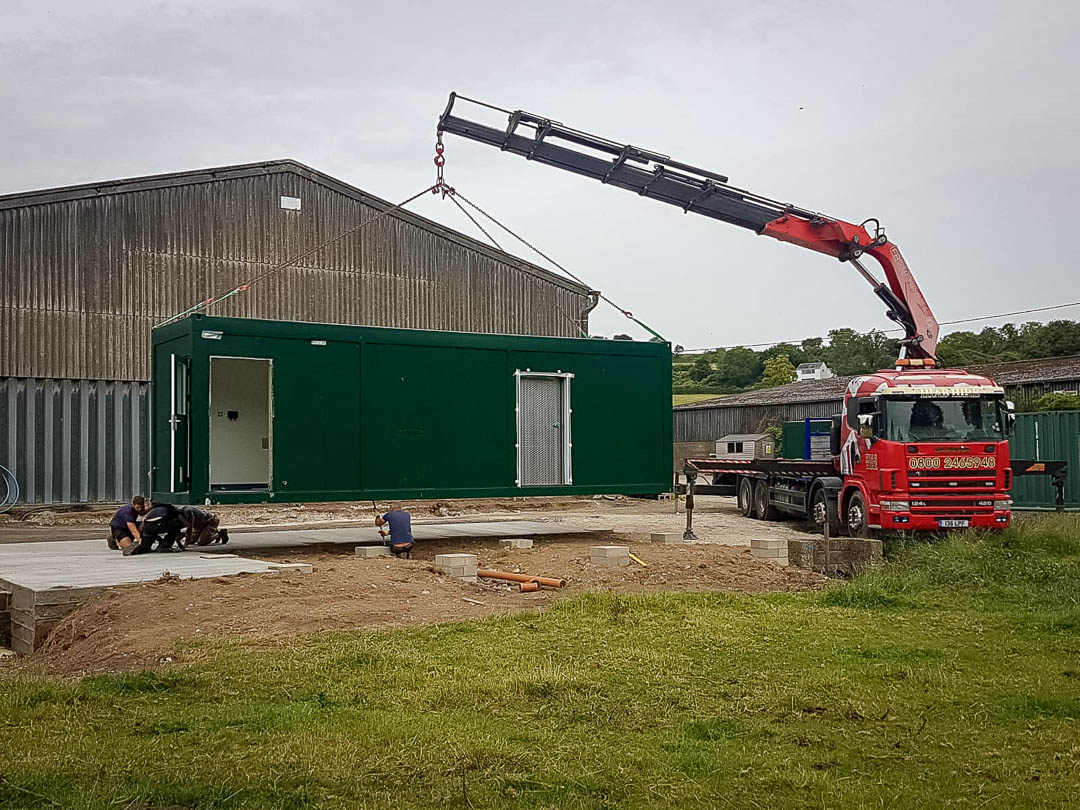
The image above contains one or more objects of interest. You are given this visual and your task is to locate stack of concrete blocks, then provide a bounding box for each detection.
[435,553,478,583]
[787,537,884,574]
[750,538,788,567]
[355,545,391,558]
[1,581,100,655]
[499,538,533,549]
[650,533,688,544]
[590,545,630,568]
[0,587,10,649]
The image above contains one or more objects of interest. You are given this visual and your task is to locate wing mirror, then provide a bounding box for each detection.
[1005,400,1016,436]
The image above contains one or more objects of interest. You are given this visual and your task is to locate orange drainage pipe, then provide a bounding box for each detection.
[477,569,566,588]
[519,581,540,593]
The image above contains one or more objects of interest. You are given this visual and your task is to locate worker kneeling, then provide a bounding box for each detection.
[375,508,414,558]
[127,504,229,554]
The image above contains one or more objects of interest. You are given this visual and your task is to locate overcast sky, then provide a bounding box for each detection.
[2,0,1077,348]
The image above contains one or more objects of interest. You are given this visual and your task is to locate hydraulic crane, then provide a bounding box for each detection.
[437,92,939,361]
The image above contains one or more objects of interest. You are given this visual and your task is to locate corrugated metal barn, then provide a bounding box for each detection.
[673,354,1080,443]
[0,160,597,503]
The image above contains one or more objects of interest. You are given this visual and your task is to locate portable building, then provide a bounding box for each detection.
[1009,410,1080,511]
[714,433,774,460]
[151,315,671,504]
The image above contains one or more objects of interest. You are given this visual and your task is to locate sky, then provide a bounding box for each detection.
[2,0,1078,349]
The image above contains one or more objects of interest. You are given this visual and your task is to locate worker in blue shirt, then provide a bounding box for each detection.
[108,496,147,552]
[375,508,414,558]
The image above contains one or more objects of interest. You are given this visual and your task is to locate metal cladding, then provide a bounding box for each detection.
[0,377,148,503]
[0,160,594,382]
[674,399,843,443]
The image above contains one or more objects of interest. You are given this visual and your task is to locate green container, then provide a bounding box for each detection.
[1009,411,1080,511]
[780,419,832,459]
[151,315,672,504]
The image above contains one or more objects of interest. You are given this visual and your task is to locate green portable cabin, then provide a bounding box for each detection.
[151,315,672,504]
[1009,410,1080,511]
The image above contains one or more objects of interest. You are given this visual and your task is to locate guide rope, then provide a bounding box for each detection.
[156,185,438,328]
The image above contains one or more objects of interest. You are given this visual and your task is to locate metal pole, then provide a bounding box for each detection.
[683,468,699,541]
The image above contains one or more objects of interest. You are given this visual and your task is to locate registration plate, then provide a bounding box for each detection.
[938,519,970,529]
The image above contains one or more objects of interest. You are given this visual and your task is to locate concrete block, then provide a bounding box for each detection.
[591,556,630,569]
[434,553,477,568]
[650,533,685,544]
[267,562,314,574]
[590,545,630,558]
[751,547,785,558]
[355,545,391,558]
[443,566,478,578]
[787,539,815,569]
[751,538,788,550]
[499,538,534,549]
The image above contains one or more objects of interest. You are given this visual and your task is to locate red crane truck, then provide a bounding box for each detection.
[437,93,1062,538]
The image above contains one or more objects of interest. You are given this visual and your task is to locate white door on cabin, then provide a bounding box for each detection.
[516,373,572,486]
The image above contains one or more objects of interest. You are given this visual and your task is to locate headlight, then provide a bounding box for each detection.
[880,500,910,512]
[994,499,1012,511]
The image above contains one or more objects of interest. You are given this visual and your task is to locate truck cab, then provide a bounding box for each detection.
[836,366,1013,534]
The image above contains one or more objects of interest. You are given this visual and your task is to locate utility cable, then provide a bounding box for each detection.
[0,463,19,513]
[682,300,1080,354]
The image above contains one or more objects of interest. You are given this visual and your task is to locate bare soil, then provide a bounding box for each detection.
[2,497,826,676]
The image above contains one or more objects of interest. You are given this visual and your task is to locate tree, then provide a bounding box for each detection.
[688,354,713,382]
[712,346,763,389]
[672,344,685,355]
[760,354,796,387]
[1028,392,1080,412]
[824,328,898,375]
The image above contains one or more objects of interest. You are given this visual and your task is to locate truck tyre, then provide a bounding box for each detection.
[737,478,756,518]
[754,480,779,521]
[809,485,841,537]
[845,490,871,538]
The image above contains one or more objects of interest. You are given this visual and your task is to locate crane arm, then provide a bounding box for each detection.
[438,93,939,360]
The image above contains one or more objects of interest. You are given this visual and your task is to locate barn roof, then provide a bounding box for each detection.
[0,159,591,296]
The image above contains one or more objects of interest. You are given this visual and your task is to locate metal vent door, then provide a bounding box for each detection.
[518,375,569,486]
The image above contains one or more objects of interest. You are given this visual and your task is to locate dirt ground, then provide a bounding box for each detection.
[1,497,825,676]
[16,536,823,676]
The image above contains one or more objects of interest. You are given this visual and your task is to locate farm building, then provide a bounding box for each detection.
[714,433,775,460]
[0,160,597,503]
[151,315,671,504]
[674,354,1080,443]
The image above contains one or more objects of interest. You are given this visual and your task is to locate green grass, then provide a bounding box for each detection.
[673,393,723,406]
[3,517,1080,808]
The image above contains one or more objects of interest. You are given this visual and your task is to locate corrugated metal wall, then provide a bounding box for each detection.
[0,377,148,504]
[0,163,592,381]
[1010,410,1080,510]
[674,400,843,443]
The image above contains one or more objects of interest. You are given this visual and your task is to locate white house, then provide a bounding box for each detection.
[795,361,835,382]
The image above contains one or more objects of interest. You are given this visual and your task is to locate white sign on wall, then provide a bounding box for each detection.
[280,195,302,211]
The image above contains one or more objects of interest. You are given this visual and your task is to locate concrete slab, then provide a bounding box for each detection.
[225,521,603,551]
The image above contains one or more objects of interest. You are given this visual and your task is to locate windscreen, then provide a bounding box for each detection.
[881,397,1005,442]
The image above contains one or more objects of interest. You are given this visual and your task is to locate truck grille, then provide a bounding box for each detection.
[907,469,997,492]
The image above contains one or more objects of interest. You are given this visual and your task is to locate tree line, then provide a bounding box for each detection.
[655,319,1080,395]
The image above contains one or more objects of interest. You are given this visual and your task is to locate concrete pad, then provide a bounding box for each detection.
[591,556,630,568]
[499,538,534,549]
[590,545,630,558]
[650,532,684,544]
[751,538,788,550]
[355,545,391,558]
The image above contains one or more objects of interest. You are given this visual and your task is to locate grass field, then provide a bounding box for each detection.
[3,517,1080,808]
[673,393,722,406]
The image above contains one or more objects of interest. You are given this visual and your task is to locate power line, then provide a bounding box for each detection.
[681,300,1080,354]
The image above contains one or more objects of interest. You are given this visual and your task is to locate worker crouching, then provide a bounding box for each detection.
[125,503,229,554]
[375,507,414,558]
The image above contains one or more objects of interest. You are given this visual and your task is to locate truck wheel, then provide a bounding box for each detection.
[737,478,755,518]
[809,486,841,537]
[754,480,778,521]
[845,491,871,538]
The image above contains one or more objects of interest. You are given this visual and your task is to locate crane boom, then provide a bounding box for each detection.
[438,93,939,360]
